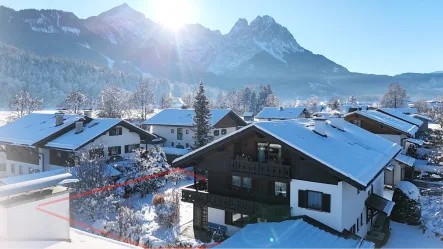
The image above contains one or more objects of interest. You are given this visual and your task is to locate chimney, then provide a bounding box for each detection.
[55,113,64,126]
[75,120,84,134]
[313,117,327,136]
[329,115,345,131]
[83,109,92,118]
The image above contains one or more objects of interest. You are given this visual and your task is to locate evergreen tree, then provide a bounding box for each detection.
[348,95,357,105]
[327,97,341,111]
[192,79,213,148]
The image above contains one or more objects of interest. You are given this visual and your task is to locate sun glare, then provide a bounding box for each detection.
[154,0,194,31]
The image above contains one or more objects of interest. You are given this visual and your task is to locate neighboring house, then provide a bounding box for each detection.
[344,110,418,146]
[342,104,368,114]
[142,109,247,149]
[0,113,158,178]
[242,112,254,122]
[254,107,308,121]
[411,114,433,133]
[175,118,399,239]
[385,153,415,187]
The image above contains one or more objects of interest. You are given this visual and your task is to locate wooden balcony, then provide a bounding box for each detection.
[229,159,291,179]
[181,185,290,221]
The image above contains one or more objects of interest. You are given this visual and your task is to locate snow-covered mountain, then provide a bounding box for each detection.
[1,3,443,98]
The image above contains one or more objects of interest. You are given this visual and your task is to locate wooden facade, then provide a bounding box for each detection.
[344,113,404,136]
[6,145,39,165]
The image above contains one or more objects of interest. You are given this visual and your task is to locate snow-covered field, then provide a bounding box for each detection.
[385,222,443,248]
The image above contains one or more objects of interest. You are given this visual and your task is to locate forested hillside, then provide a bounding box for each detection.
[0,43,214,106]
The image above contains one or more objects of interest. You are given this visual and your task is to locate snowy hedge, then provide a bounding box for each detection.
[390,181,421,225]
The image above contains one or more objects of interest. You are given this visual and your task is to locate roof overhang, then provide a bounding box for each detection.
[365,193,395,216]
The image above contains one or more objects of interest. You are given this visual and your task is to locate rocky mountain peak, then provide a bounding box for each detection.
[97,2,145,20]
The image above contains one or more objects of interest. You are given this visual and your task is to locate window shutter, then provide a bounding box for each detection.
[322,193,331,212]
[225,211,232,225]
[298,190,306,208]
[227,175,232,189]
[124,145,129,153]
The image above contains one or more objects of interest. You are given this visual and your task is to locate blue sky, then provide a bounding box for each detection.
[1,0,443,76]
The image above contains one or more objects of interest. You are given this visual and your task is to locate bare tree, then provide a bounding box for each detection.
[8,90,43,120]
[160,92,173,109]
[60,90,88,114]
[180,92,194,107]
[413,99,431,114]
[379,82,409,108]
[305,95,320,115]
[348,95,357,105]
[133,80,155,120]
[97,86,131,118]
[327,97,341,112]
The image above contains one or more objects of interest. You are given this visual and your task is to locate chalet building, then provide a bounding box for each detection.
[344,110,418,146]
[254,107,308,121]
[0,113,158,178]
[142,109,247,149]
[174,118,399,239]
[379,108,418,115]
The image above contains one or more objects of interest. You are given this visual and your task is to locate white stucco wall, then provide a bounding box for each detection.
[0,206,6,238]
[3,192,70,241]
[385,161,404,187]
[150,125,237,148]
[290,179,343,232]
[208,207,241,236]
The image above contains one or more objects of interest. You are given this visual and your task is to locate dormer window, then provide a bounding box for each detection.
[109,126,123,136]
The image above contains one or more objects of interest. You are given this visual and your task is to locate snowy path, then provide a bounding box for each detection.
[384,222,443,248]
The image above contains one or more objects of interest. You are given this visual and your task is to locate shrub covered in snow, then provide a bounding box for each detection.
[154,189,180,228]
[391,181,421,225]
[103,205,145,245]
[421,195,443,236]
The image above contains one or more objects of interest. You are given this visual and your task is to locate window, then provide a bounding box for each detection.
[225,211,252,228]
[307,191,323,210]
[19,166,23,175]
[11,164,15,173]
[186,130,189,134]
[350,224,356,234]
[125,144,140,153]
[352,120,362,127]
[257,143,282,162]
[0,164,5,171]
[171,142,175,147]
[243,177,252,190]
[177,128,183,140]
[221,129,227,135]
[298,190,331,212]
[186,143,189,148]
[360,213,363,226]
[275,182,287,197]
[368,184,373,196]
[214,130,220,136]
[109,126,123,136]
[357,218,360,232]
[29,168,34,174]
[171,129,175,133]
[232,175,241,188]
[108,146,121,156]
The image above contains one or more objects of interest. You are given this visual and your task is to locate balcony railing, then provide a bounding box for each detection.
[181,185,290,220]
[229,159,291,179]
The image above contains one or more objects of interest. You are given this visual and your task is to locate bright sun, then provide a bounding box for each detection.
[154,0,194,31]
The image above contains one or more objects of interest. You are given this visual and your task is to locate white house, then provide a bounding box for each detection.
[175,117,400,239]
[0,113,159,178]
[254,107,308,121]
[142,109,247,149]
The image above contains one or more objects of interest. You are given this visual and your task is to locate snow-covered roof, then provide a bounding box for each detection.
[255,107,306,119]
[217,219,374,248]
[377,109,423,127]
[348,111,419,136]
[411,114,433,122]
[406,138,424,146]
[162,146,192,156]
[142,109,242,127]
[243,112,254,117]
[0,228,139,249]
[0,113,84,146]
[379,108,418,114]
[45,119,121,150]
[0,169,66,185]
[0,171,74,197]
[395,153,416,167]
[175,119,401,187]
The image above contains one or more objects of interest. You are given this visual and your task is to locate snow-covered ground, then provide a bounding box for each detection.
[385,222,443,248]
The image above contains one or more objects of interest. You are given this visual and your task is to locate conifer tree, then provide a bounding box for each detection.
[192,79,213,148]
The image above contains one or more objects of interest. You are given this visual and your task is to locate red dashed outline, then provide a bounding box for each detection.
[36,168,220,249]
